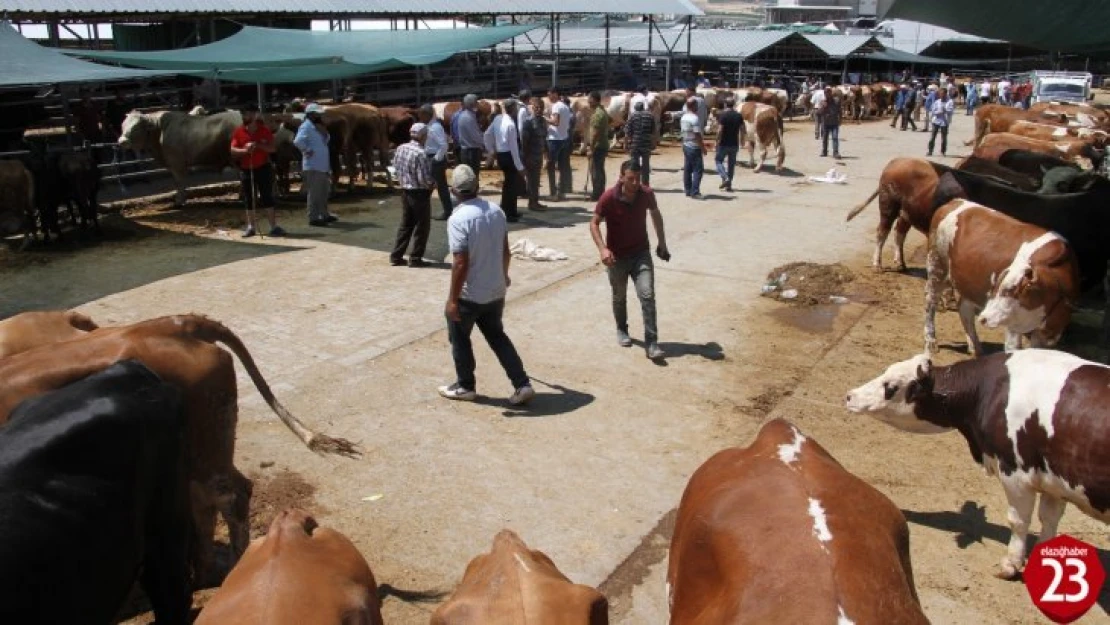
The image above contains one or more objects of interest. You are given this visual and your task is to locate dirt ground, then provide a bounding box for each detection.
[2,111,1108,625]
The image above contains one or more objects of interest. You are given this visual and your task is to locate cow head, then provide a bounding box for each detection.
[979,235,1065,334]
[845,354,950,433]
[118,111,154,150]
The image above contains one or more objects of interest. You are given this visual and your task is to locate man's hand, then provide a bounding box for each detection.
[656,244,671,262]
[304,149,314,158]
[600,248,615,266]
[445,299,461,322]
[245,142,256,152]
[505,274,512,288]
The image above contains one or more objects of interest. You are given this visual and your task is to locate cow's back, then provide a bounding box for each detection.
[0,310,98,359]
[158,110,241,170]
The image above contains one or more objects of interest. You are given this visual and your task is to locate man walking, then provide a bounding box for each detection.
[546,87,572,201]
[820,87,842,159]
[438,165,534,406]
[456,94,485,187]
[484,99,525,222]
[590,160,670,360]
[293,103,334,227]
[587,91,609,201]
[927,88,955,157]
[625,100,655,186]
[715,98,742,191]
[229,103,284,237]
[418,104,453,221]
[922,85,937,133]
[890,85,908,129]
[680,97,707,198]
[901,84,918,131]
[809,82,826,140]
[390,123,435,267]
[520,95,548,212]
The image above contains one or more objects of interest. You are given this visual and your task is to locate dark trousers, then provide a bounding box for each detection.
[447,298,529,391]
[546,139,571,198]
[496,152,521,218]
[682,146,703,196]
[901,105,918,130]
[430,159,453,218]
[890,108,905,127]
[928,125,949,155]
[589,148,607,201]
[630,150,652,186]
[822,125,840,156]
[460,147,483,183]
[239,163,275,209]
[524,157,543,207]
[391,189,431,263]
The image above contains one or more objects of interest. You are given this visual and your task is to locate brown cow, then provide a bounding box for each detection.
[924,200,1079,356]
[0,310,97,359]
[376,105,419,147]
[431,529,608,625]
[0,314,359,582]
[194,508,383,625]
[667,418,927,625]
[1029,101,1110,127]
[1008,119,1107,143]
[964,103,1074,148]
[323,103,393,192]
[739,102,784,173]
[976,132,1104,169]
[0,159,34,243]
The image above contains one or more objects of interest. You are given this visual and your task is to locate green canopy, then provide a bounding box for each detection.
[0,21,189,88]
[67,24,535,84]
[880,0,1110,53]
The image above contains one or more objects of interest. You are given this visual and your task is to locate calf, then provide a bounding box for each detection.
[667,418,927,625]
[432,529,608,625]
[925,200,1079,356]
[0,313,359,583]
[739,101,785,173]
[0,360,191,624]
[847,350,1110,579]
[0,159,32,243]
[195,509,383,625]
[0,310,98,358]
[977,132,1104,170]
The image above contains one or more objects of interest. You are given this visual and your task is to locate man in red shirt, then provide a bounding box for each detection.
[229,103,284,237]
[589,160,671,360]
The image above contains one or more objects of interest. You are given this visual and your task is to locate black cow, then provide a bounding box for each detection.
[997,149,1078,179]
[0,360,192,625]
[55,150,102,233]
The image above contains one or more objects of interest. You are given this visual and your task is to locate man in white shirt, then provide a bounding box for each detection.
[484,99,525,222]
[809,85,827,140]
[981,81,992,104]
[680,97,707,198]
[998,79,1012,105]
[515,89,533,143]
[418,104,452,221]
[546,86,572,201]
[927,89,956,157]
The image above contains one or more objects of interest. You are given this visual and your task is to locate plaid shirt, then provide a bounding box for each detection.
[626,110,655,153]
[392,141,434,190]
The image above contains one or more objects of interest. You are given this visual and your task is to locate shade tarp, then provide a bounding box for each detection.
[861,47,1001,66]
[67,24,535,84]
[879,0,1110,53]
[0,21,189,87]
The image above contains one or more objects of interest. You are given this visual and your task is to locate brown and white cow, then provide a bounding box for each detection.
[924,199,1079,356]
[976,132,1105,170]
[118,109,242,207]
[0,313,359,582]
[964,104,1076,148]
[667,418,927,625]
[0,310,98,359]
[0,159,33,243]
[847,350,1110,579]
[194,508,383,625]
[431,529,608,625]
[1008,120,1108,143]
[1029,101,1110,128]
[739,102,784,173]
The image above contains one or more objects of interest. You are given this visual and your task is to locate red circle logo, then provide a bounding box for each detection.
[1025,535,1106,623]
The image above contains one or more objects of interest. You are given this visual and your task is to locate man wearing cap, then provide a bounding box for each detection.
[456,94,485,187]
[439,164,534,406]
[520,95,548,212]
[389,122,436,267]
[418,104,453,221]
[229,103,284,237]
[587,91,610,202]
[545,87,572,201]
[625,100,655,186]
[483,99,525,222]
[293,102,334,227]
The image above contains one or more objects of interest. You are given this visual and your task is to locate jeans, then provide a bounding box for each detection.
[430,159,453,217]
[524,156,543,207]
[239,163,275,210]
[447,298,529,391]
[714,145,738,187]
[814,111,823,139]
[608,249,658,345]
[496,152,521,218]
[391,189,431,263]
[460,147,483,184]
[928,125,949,155]
[302,169,331,221]
[630,150,651,186]
[589,148,607,200]
[546,139,571,197]
[682,146,704,196]
[901,106,918,131]
[966,96,978,116]
[822,125,840,156]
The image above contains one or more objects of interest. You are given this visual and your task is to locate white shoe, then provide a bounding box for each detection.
[509,384,535,406]
[438,383,476,401]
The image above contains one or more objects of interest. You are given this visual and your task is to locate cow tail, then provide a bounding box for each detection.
[775,121,785,167]
[846,187,880,221]
[181,314,361,458]
[964,115,983,147]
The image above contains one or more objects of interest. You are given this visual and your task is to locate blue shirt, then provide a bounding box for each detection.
[293,120,330,173]
[455,108,484,150]
[448,198,508,305]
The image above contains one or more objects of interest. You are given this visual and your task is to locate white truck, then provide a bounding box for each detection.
[1030,71,1092,105]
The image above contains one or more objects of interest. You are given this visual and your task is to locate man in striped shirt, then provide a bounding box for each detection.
[390,122,436,267]
[625,101,656,186]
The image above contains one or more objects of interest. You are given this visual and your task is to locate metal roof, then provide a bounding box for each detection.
[0,0,702,18]
[802,34,884,59]
[503,26,825,60]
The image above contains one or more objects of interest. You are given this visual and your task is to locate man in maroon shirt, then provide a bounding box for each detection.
[589,160,670,360]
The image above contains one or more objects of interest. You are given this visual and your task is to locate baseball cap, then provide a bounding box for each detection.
[452,165,477,192]
[304,103,325,115]
[409,122,427,137]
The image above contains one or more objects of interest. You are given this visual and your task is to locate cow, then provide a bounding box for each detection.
[0,313,359,583]
[118,109,243,207]
[195,508,383,625]
[976,132,1105,170]
[1008,119,1108,143]
[322,103,393,192]
[0,159,33,244]
[847,349,1110,579]
[1029,101,1110,128]
[377,105,419,147]
[965,103,1074,148]
[0,310,98,359]
[667,418,927,625]
[265,115,301,197]
[984,148,1079,179]
[739,102,784,173]
[432,529,608,625]
[924,200,1079,356]
[55,150,102,233]
[0,360,191,625]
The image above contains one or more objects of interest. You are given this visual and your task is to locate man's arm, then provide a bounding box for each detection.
[649,197,669,261]
[502,234,512,286]
[432,126,448,161]
[446,251,469,322]
[589,211,614,266]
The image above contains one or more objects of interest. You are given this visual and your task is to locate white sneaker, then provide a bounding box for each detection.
[508,384,535,406]
[646,343,665,360]
[438,383,476,401]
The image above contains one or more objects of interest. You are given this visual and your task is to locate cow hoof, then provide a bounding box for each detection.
[994,564,1021,581]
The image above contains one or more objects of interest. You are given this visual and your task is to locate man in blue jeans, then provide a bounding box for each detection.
[680,97,707,198]
[590,160,671,360]
[439,165,535,406]
[714,97,742,191]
